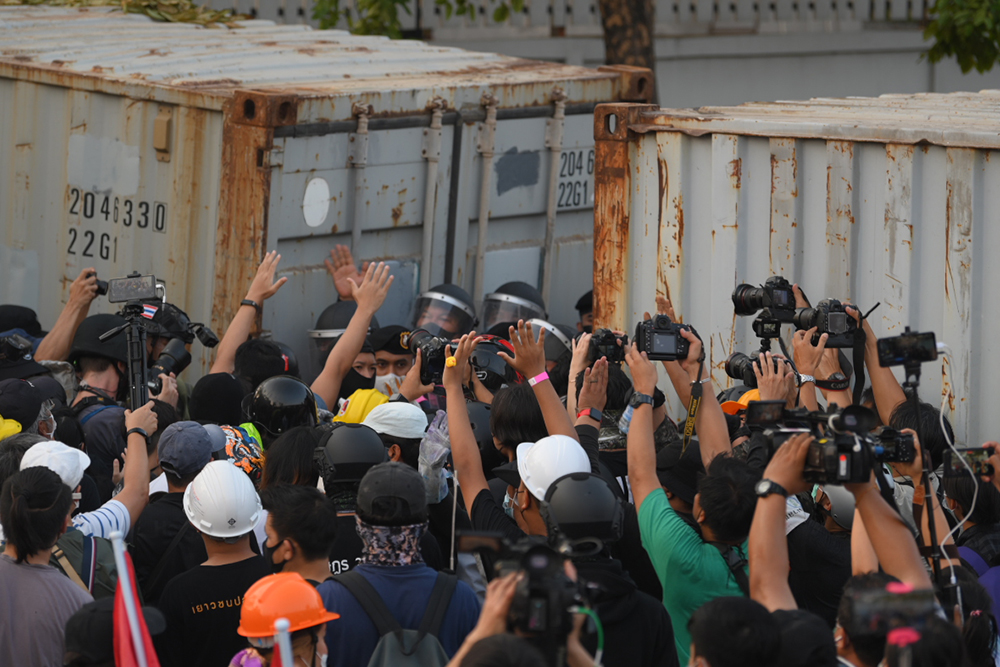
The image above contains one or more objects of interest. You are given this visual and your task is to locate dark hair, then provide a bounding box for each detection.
[942,476,1000,526]
[547,351,571,398]
[163,469,200,490]
[377,433,421,470]
[149,400,179,455]
[235,339,287,392]
[939,568,998,667]
[460,634,548,667]
[490,384,547,449]
[0,467,73,563]
[697,455,761,542]
[573,363,633,411]
[0,434,41,491]
[77,357,114,376]
[260,426,321,490]
[688,597,781,667]
[888,400,954,470]
[884,616,969,667]
[51,407,86,450]
[837,572,900,666]
[260,484,338,562]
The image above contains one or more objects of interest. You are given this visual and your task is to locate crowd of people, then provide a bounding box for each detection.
[0,243,998,667]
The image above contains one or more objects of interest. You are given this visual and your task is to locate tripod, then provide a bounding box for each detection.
[99,301,150,411]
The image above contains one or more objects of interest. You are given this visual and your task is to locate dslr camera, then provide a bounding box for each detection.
[724,351,790,389]
[792,299,857,348]
[732,276,796,319]
[634,315,691,362]
[148,338,192,395]
[404,328,449,386]
[872,426,916,464]
[589,329,628,365]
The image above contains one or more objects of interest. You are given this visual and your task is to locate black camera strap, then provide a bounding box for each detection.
[712,542,750,596]
[851,303,880,405]
[682,354,706,454]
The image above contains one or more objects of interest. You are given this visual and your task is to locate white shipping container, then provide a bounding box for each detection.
[592,93,1000,445]
[0,6,652,375]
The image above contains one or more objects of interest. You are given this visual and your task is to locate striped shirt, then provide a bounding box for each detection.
[71,500,130,539]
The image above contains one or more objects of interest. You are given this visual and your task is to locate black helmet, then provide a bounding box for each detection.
[316,423,387,484]
[272,340,300,378]
[541,472,624,549]
[411,284,476,338]
[307,302,379,382]
[469,336,522,392]
[244,375,317,439]
[313,301,381,333]
[145,303,194,344]
[68,314,129,366]
[482,281,546,332]
[466,401,493,451]
[525,319,575,362]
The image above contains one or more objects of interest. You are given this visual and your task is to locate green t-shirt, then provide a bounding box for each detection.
[637,488,747,664]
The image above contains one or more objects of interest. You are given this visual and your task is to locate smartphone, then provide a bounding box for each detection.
[107,274,158,303]
[943,448,995,478]
[744,400,787,425]
[877,331,937,368]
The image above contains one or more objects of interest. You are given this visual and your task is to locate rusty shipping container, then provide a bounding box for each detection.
[592,93,1000,446]
[0,6,652,376]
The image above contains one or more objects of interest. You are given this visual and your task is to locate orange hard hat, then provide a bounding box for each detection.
[238,573,340,639]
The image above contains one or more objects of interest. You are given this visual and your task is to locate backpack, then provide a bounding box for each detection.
[50,527,118,599]
[958,546,1000,620]
[335,570,457,667]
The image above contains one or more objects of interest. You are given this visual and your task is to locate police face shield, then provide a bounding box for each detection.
[481,293,546,333]
[305,328,345,384]
[411,293,475,338]
[526,319,573,363]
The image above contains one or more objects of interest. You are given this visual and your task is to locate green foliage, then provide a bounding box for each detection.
[924,0,1000,73]
[312,0,524,36]
[2,0,244,25]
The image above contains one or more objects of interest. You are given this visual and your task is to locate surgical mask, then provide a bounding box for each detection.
[72,491,82,511]
[374,373,405,397]
[502,490,514,519]
[262,537,287,574]
[319,653,327,667]
[339,368,376,401]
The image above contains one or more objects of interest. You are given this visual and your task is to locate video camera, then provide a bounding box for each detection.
[403,328,449,386]
[634,315,691,362]
[792,298,858,348]
[588,328,628,365]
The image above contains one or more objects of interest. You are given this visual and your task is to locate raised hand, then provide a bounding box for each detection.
[677,328,705,381]
[350,261,393,315]
[245,250,288,303]
[625,343,658,396]
[398,348,435,401]
[755,351,794,402]
[325,244,368,301]
[69,267,100,308]
[578,357,609,413]
[498,320,547,379]
[792,327,829,376]
[442,333,481,390]
[125,400,158,435]
[763,432,813,496]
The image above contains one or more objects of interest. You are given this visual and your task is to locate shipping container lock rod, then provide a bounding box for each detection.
[349,102,372,253]
[473,94,499,308]
[540,89,567,306]
[420,98,447,293]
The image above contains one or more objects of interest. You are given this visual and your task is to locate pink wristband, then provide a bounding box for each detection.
[527,371,549,387]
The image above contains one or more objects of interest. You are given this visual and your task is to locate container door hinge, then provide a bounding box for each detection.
[153,106,173,163]
[268,145,284,168]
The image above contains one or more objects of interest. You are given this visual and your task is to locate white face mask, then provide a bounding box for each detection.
[374,373,405,397]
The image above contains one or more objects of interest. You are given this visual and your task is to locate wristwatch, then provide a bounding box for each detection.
[577,408,603,422]
[797,374,816,387]
[629,392,654,409]
[755,479,788,499]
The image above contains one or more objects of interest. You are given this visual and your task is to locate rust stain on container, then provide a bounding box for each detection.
[729,158,742,188]
[391,205,403,226]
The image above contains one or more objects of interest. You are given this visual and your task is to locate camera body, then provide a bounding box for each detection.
[793,299,857,348]
[404,329,449,386]
[804,434,873,484]
[0,333,34,363]
[148,337,192,395]
[872,426,916,464]
[634,315,690,362]
[724,352,786,389]
[588,329,628,365]
[732,276,797,318]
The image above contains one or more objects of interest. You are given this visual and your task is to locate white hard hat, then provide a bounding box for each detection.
[183,460,262,539]
[362,402,428,441]
[516,435,591,500]
[20,441,90,490]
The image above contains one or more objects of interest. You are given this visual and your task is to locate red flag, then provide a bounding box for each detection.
[114,550,161,667]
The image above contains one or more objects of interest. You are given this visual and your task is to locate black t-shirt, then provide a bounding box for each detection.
[426,488,472,562]
[470,488,525,544]
[327,512,444,576]
[609,503,663,601]
[599,449,631,502]
[130,492,208,606]
[787,520,852,628]
[155,556,271,667]
[772,608,839,667]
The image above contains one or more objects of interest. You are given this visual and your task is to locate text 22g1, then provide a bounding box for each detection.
[66,187,168,260]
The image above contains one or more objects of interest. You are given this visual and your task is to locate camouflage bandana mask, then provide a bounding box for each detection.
[355,517,426,567]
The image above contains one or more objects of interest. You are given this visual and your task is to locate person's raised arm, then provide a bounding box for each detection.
[648,296,694,410]
[575,358,609,473]
[499,320,578,442]
[750,432,813,612]
[116,401,158,528]
[624,344,660,513]
[848,306,906,423]
[210,251,288,374]
[444,334,489,503]
[310,262,392,408]
[324,244,368,302]
[851,507,879,575]
[35,267,100,361]
[677,329,731,468]
[845,472,933,590]
[792,328,829,412]
[565,332,591,418]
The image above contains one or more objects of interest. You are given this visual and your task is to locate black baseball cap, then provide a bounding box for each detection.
[158,422,214,477]
[0,305,44,337]
[492,460,520,489]
[655,438,705,505]
[357,462,427,526]
[0,378,44,429]
[369,325,411,356]
[64,597,165,664]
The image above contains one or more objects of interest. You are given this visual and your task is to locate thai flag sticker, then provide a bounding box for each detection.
[142,304,159,320]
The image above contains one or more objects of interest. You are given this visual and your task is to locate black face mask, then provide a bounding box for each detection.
[582,325,593,334]
[339,368,376,401]
[262,537,287,574]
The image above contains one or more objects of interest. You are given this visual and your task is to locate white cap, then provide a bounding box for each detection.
[183,460,262,538]
[516,435,591,500]
[20,441,90,490]
[362,402,429,441]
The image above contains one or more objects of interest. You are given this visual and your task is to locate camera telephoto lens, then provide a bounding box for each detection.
[793,307,819,331]
[732,284,765,316]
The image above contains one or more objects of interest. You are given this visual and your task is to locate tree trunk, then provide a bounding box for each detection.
[598,0,656,78]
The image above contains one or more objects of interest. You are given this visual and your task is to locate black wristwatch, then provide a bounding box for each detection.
[577,408,603,422]
[126,427,150,443]
[755,479,788,499]
[629,392,654,409]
